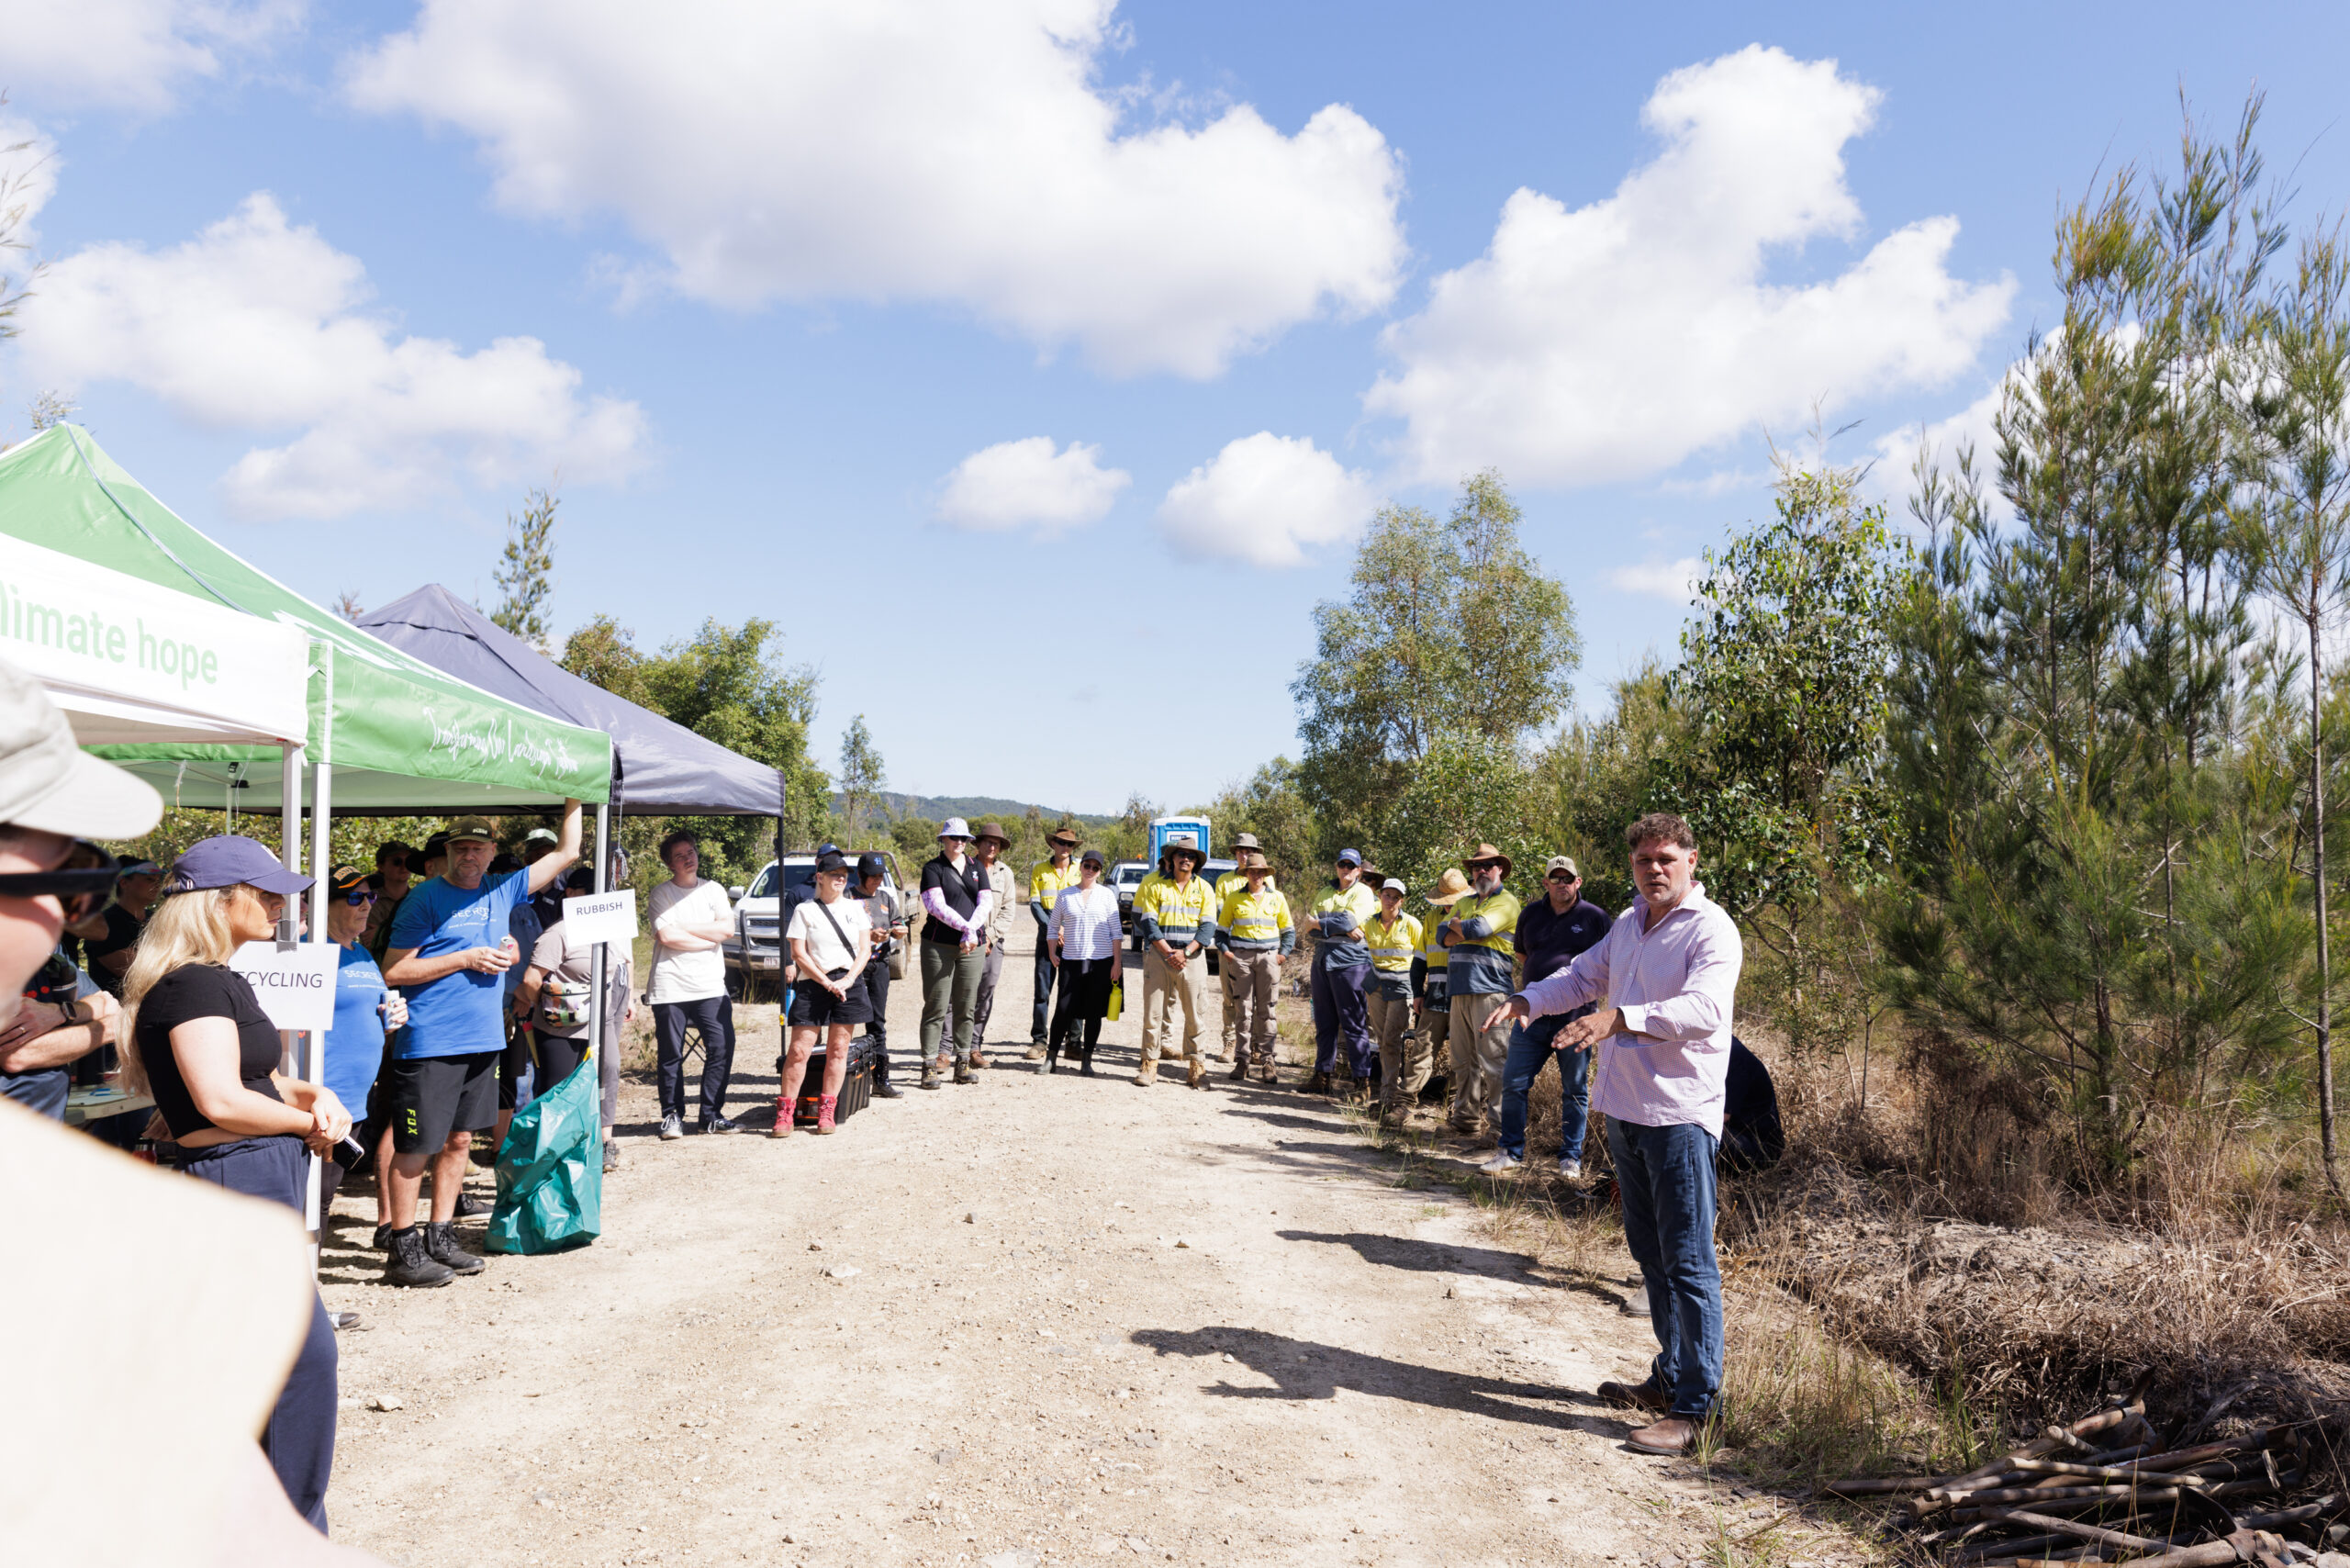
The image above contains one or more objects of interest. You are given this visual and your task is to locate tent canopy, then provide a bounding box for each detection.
[0,530,309,747]
[358,585,783,816]
[0,426,610,812]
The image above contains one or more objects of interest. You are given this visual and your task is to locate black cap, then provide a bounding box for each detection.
[856,852,887,879]
[814,851,852,877]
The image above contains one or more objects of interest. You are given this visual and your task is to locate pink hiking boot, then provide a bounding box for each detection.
[767,1094,793,1138]
[815,1093,839,1135]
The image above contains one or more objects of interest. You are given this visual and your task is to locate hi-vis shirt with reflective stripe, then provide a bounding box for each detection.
[1217,885,1294,951]
[1215,868,1275,906]
[1366,911,1423,974]
[1443,889,1522,995]
[1309,880,1379,967]
[1030,858,1082,920]
[1133,872,1218,946]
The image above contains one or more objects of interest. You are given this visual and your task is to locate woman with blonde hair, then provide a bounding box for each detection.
[122,835,349,1532]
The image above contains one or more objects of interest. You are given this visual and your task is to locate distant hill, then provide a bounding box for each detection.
[831,792,1118,828]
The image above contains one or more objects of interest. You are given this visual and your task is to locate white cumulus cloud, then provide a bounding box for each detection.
[1606,556,1704,604]
[13,192,647,520]
[1365,44,2014,487]
[346,0,1407,378]
[1156,432,1378,567]
[0,0,304,113]
[935,436,1129,534]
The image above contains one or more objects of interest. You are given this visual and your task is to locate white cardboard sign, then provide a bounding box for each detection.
[561,888,637,946]
[229,942,341,1033]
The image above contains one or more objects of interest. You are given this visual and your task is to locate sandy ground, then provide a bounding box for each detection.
[322,930,1774,1568]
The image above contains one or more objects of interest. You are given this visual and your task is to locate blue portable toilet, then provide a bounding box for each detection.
[1147,815,1212,866]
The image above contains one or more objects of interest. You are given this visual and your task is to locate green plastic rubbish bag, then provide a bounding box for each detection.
[487,1053,602,1254]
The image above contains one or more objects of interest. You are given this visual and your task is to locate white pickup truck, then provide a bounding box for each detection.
[722,851,912,1000]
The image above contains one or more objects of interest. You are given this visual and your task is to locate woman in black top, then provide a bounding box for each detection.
[122,834,347,1535]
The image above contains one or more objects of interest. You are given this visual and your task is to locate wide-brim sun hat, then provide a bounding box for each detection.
[1462,842,1513,878]
[937,817,974,841]
[1424,868,1473,906]
[972,822,1012,848]
[1047,826,1080,848]
[1158,833,1205,868]
[0,655,162,841]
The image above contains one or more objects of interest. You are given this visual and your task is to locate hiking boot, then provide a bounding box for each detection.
[1024,1042,1048,1061]
[1187,1058,1207,1090]
[1303,1071,1332,1096]
[875,1079,903,1099]
[1255,1062,1280,1085]
[659,1111,685,1141]
[381,1226,454,1288]
[1133,1059,1158,1087]
[372,1222,392,1252]
[602,1138,621,1172]
[1228,1057,1248,1081]
[698,1113,741,1135]
[1627,1416,1700,1456]
[1597,1378,1671,1413]
[920,1064,942,1090]
[769,1096,795,1137]
[815,1094,839,1135]
[452,1191,491,1218]
[425,1220,487,1276]
[954,1064,977,1085]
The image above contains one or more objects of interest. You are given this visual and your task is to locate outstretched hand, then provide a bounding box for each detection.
[1551,1006,1625,1054]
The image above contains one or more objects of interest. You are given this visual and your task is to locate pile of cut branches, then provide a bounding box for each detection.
[1820,1398,2344,1566]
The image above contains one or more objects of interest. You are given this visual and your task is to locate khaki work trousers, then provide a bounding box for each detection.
[1140,946,1207,1073]
[1422,991,1451,1086]
[1448,991,1512,1131]
[1222,947,1281,1067]
[1219,957,1243,1059]
[1369,987,1430,1106]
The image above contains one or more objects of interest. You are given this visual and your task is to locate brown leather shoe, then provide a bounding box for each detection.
[1596,1378,1669,1413]
[1626,1416,1699,1455]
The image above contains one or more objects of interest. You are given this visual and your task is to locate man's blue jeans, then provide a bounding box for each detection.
[1607,1114,1723,1418]
[1496,1012,1592,1163]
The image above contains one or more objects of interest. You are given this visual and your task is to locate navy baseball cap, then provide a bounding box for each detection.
[165,834,316,897]
[856,852,887,879]
[1337,847,1363,867]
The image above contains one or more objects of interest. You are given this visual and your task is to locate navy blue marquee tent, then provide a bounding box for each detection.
[357,584,783,818]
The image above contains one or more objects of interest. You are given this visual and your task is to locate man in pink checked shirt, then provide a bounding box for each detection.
[916,818,995,1091]
[1498,811,1742,1456]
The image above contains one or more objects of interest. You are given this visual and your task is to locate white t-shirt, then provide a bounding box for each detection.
[647,878,733,1003]
[786,895,872,976]
[1050,884,1123,962]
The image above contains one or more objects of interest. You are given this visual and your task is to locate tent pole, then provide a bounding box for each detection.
[277,742,316,1265]
[302,640,333,1253]
[588,794,610,1136]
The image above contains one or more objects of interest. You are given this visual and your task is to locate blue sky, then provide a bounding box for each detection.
[6,2,2348,813]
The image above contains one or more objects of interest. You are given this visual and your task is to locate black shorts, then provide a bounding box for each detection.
[390,1051,499,1153]
[788,971,873,1029]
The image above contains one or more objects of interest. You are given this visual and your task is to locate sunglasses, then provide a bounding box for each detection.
[340,888,377,906]
[1546,872,1579,884]
[0,865,126,924]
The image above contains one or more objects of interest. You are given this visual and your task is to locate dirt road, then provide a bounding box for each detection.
[324,931,1761,1567]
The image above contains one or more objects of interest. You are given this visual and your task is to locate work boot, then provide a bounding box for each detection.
[425,1220,487,1276]
[1228,1056,1248,1081]
[1187,1058,1207,1090]
[1256,1061,1280,1085]
[1304,1071,1332,1096]
[1133,1058,1158,1087]
[875,1078,904,1099]
[381,1226,454,1288]
[815,1094,839,1135]
[1626,1417,1700,1456]
[934,1053,952,1083]
[1025,1042,1048,1061]
[769,1095,795,1137]
[1598,1378,1671,1413]
[920,1062,942,1091]
[954,1062,977,1085]
[1080,1047,1098,1077]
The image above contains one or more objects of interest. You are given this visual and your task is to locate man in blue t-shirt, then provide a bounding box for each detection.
[379,804,580,1285]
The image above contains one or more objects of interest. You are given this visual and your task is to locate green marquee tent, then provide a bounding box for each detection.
[0,424,610,812]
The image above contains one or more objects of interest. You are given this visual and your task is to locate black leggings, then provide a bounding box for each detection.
[1047,958,1116,1059]
[532,1029,588,1094]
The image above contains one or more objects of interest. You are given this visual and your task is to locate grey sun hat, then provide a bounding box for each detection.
[0,655,162,840]
[937,817,973,842]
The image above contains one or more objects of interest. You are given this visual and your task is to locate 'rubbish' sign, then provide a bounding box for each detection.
[229,942,341,1033]
[562,889,637,946]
